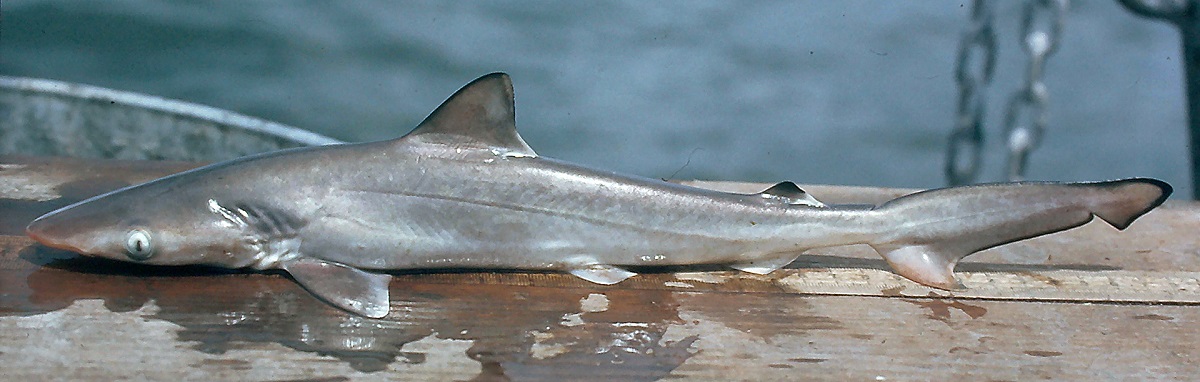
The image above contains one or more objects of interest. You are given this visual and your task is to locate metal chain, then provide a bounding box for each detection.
[1002,0,1067,181]
[946,0,997,185]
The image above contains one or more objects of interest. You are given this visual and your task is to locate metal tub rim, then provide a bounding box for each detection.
[0,75,342,147]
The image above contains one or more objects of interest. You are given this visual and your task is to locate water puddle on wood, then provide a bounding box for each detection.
[2,232,879,379]
[6,244,718,379]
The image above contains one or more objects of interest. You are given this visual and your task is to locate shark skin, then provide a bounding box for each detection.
[26,73,1172,318]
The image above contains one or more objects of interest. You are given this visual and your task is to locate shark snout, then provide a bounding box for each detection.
[26,213,88,254]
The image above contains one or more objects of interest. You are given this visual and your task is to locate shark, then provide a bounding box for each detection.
[26,73,1171,318]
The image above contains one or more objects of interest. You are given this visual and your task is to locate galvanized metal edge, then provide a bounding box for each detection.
[0,76,343,147]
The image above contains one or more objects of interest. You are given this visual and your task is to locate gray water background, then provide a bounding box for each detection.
[0,1,1187,194]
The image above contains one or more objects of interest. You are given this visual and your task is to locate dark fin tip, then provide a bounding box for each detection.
[1131,177,1173,209]
[1099,178,1172,230]
[760,181,807,198]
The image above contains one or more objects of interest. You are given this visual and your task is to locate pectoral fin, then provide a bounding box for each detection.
[281,258,392,318]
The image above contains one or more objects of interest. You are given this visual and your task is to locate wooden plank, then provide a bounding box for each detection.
[1,155,1199,380]
[3,246,1198,381]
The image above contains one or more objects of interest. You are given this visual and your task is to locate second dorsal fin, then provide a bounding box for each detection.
[757,181,826,207]
[401,73,537,157]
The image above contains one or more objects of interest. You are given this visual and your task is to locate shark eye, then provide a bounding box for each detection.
[124,229,154,260]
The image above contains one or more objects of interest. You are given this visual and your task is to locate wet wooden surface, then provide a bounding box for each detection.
[1,155,1198,381]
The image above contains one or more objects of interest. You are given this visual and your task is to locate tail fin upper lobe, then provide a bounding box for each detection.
[867,178,1170,290]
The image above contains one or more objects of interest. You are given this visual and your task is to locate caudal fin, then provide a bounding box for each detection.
[868,178,1170,290]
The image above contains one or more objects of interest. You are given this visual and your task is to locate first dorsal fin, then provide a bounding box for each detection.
[757,181,826,207]
[401,73,537,157]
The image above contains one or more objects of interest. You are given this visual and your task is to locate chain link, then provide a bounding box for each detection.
[1003,0,1067,181]
[947,0,1069,184]
[946,0,997,185]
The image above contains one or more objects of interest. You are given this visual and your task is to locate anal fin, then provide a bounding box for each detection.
[872,244,966,291]
[730,254,800,275]
[569,264,637,285]
[281,257,393,318]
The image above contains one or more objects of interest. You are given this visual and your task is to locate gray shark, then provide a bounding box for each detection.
[25,73,1171,318]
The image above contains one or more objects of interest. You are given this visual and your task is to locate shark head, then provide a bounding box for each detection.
[21,72,528,318]
[23,162,392,317]
[26,173,260,268]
